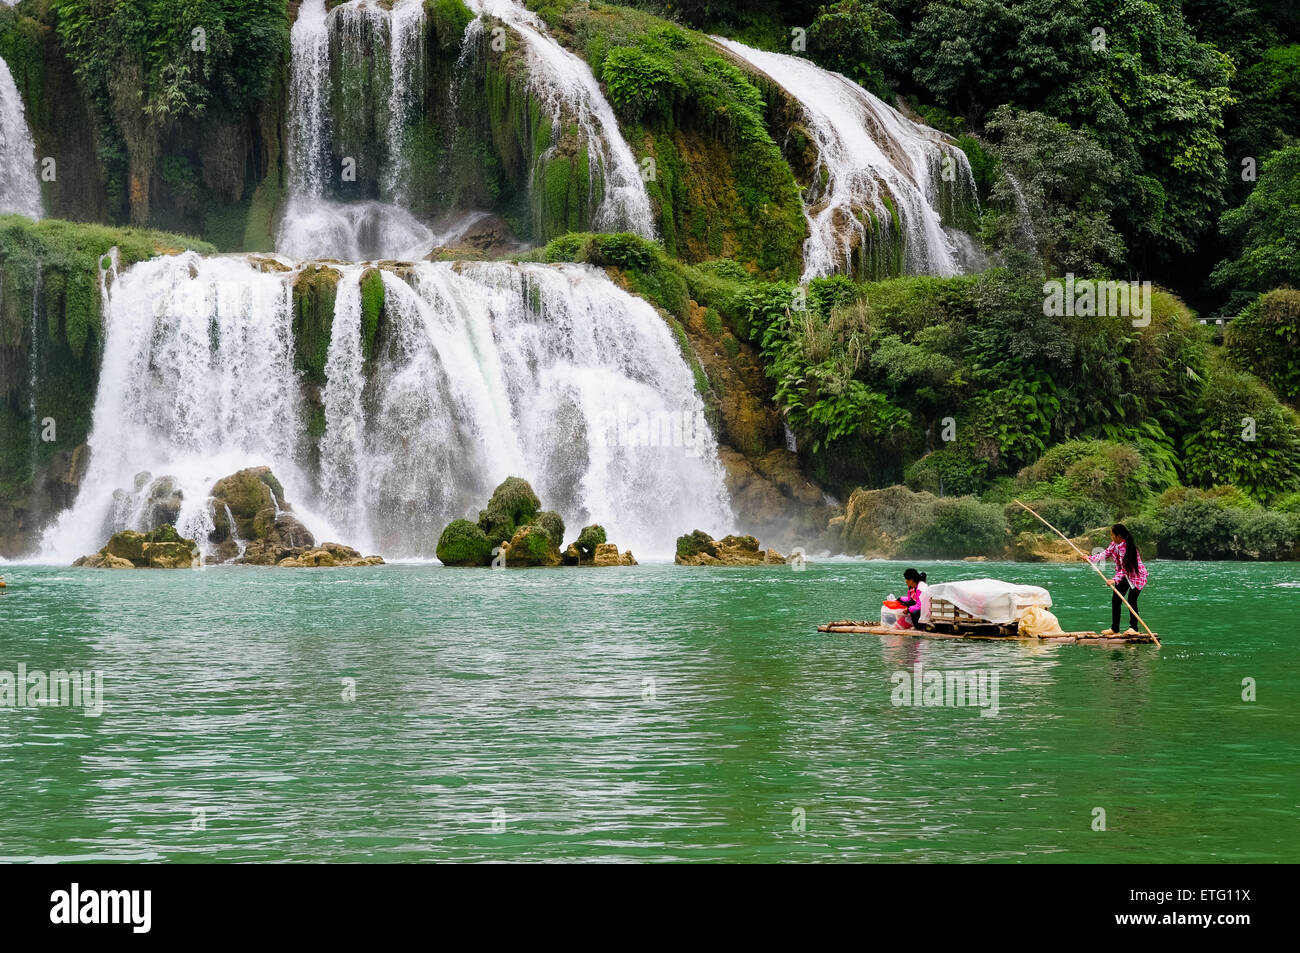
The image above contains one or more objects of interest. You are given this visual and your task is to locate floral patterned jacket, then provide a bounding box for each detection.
[1089,541,1147,589]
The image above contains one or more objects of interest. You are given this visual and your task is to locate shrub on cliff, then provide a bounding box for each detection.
[1181,361,1300,501]
[904,447,989,497]
[1005,498,1110,538]
[1226,289,1300,404]
[897,497,1007,559]
[1015,440,1153,513]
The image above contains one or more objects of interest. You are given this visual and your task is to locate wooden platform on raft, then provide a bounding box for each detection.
[817,620,1159,645]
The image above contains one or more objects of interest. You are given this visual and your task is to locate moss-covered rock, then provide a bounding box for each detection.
[76,524,199,569]
[210,466,284,539]
[573,523,606,560]
[505,523,562,567]
[674,531,783,565]
[291,265,341,388]
[278,542,385,568]
[437,518,494,566]
[477,476,542,543]
[675,529,717,561]
[359,266,386,362]
[533,510,565,547]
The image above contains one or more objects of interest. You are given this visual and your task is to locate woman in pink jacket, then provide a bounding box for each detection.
[1088,523,1147,635]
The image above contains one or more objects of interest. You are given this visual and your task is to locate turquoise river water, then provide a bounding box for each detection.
[0,559,1296,862]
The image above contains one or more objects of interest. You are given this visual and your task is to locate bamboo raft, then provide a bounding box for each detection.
[817,620,1159,645]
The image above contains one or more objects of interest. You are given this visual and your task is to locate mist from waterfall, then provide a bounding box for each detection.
[41,254,733,562]
[0,53,42,219]
[714,38,978,281]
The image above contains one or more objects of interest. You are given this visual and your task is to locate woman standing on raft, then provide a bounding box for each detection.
[1088,524,1147,636]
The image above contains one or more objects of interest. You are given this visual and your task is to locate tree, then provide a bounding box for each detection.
[1212,143,1300,297]
[1226,289,1300,404]
[983,106,1125,275]
[805,1,897,99]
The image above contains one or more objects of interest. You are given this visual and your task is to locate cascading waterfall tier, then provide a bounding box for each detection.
[714,38,979,281]
[0,53,42,219]
[39,253,334,564]
[279,0,436,259]
[462,0,656,239]
[41,253,733,562]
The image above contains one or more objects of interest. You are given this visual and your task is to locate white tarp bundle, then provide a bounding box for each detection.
[926,579,1053,625]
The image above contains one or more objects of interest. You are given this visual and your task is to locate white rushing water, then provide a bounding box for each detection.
[714,38,976,280]
[42,254,732,562]
[279,0,656,254]
[279,0,436,259]
[40,253,340,563]
[277,198,436,260]
[0,53,42,219]
[463,0,656,238]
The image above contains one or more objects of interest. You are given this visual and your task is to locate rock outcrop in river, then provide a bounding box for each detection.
[208,467,382,567]
[76,525,200,569]
[437,477,635,567]
[674,531,785,566]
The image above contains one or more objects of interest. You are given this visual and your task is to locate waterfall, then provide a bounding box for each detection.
[278,0,437,260]
[39,252,337,564]
[317,260,731,557]
[463,0,656,238]
[42,254,733,562]
[286,0,332,199]
[713,38,977,281]
[0,53,42,219]
[277,198,435,261]
[385,0,427,202]
[224,504,247,557]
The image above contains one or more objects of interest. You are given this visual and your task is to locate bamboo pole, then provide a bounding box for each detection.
[1013,499,1158,644]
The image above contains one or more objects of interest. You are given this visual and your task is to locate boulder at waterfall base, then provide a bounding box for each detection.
[206,466,382,566]
[75,525,201,569]
[674,531,785,566]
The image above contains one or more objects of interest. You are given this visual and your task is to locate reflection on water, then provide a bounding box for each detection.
[0,560,1295,862]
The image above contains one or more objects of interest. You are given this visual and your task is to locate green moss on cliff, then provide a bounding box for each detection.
[530,0,806,278]
[360,267,385,362]
[291,265,341,387]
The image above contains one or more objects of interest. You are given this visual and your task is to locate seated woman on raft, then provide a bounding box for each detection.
[893,569,930,629]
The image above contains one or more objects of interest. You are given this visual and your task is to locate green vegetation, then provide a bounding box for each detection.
[675,529,717,560]
[1226,289,1300,404]
[531,0,807,276]
[49,0,289,224]
[436,518,495,566]
[477,476,543,545]
[1212,145,1300,307]
[574,523,607,559]
[291,266,341,387]
[359,268,385,362]
[3,1,1300,564]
